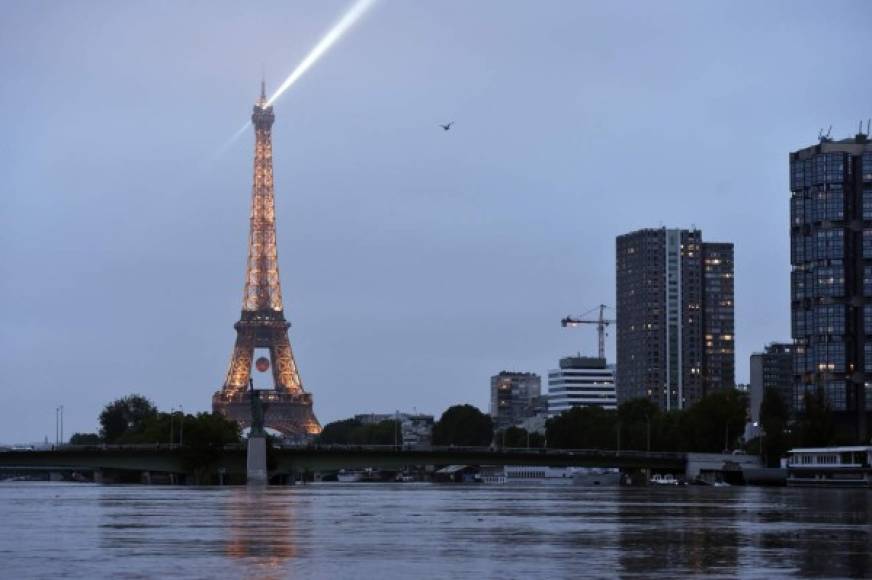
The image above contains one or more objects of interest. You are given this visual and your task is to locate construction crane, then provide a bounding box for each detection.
[561,304,616,360]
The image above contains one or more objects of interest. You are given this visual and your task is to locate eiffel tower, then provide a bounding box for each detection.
[212,82,321,439]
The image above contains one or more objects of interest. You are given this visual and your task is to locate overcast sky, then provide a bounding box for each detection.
[1,0,870,442]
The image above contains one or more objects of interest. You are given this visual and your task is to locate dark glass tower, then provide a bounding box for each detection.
[616,228,735,410]
[789,129,872,441]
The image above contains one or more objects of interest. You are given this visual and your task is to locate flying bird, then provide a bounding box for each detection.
[439,122,454,131]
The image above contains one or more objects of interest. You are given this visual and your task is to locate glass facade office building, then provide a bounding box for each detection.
[789,132,872,439]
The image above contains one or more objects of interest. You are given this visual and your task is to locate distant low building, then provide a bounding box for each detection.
[354,412,434,448]
[489,371,542,430]
[547,356,617,417]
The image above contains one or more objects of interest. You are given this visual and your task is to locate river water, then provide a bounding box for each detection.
[0,482,870,578]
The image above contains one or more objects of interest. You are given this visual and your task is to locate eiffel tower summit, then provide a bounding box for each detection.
[212,82,321,439]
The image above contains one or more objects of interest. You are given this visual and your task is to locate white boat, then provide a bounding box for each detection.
[786,446,872,488]
[649,473,680,486]
[480,466,601,485]
[337,468,379,483]
[336,469,362,483]
[572,468,621,487]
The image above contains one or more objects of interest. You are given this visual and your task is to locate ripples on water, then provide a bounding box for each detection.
[0,483,870,578]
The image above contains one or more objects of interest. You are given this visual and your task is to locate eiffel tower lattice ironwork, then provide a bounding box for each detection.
[212,82,321,439]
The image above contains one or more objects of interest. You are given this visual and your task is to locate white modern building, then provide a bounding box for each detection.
[547,356,617,417]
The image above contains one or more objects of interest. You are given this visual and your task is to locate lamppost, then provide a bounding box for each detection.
[178,405,184,448]
[170,406,175,449]
[55,405,64,446]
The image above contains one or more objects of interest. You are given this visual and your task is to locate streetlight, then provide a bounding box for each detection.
[170,406,175,449]
[178,405,184,448]
[55,405,64,446]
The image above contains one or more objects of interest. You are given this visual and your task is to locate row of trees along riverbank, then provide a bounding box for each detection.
[69,394,241,449]
[316,387,839,467]
[72,388,840,469]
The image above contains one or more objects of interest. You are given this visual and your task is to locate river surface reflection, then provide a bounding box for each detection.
[0,483,869,578]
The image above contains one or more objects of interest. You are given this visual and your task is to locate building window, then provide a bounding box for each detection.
[863,152,872,183]
[815,337,846,373]
[792,308,812,340]
[814,304,845,335]
[824,382,847,411]
[814,265,844,298]
[791,195,806,226]
[814,186,844,221]
[863,189,872,219]
[866,305,872,335]
[792,235,811,265]
[815,229,844,260]
[813,152,846,185]
[863,230,872,259]
[791,160,804,191]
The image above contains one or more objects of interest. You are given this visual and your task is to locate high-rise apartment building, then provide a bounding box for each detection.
[489,372,542,430]
[749,343,794,435]
[789,130,872,440]
[547,356,617,417]
[616,228,735,410]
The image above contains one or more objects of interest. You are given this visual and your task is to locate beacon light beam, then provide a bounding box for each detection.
[267,0,377,107]
[220,0,377,154]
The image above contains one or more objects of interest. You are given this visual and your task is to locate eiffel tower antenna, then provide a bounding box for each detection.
[212,81,321,439]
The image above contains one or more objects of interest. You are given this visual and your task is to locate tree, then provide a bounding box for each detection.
[432,405,493,446]
[759,387,791,467]
[114,411,241,448]
[178,412,241,449]
[69,432,101,445]
[498,426,529,448]
[546,406,618,450]
[528,432,546,448]
[682,388,748,452]
[617,398,661,451]
[317,418,403,445]
[99,394,158,443]
[798,387,835,447]
[318,418,361,444]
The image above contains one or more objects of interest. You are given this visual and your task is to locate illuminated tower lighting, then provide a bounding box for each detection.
[212,82,321,440]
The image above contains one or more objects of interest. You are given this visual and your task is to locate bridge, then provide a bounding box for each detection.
[0,445,690,484]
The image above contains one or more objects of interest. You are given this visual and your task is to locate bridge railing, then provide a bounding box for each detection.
[282,443,685,461]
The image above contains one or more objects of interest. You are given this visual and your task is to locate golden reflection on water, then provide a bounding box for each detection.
[225,487,297,576]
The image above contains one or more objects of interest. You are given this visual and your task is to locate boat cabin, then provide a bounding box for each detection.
[786,446,872,487]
